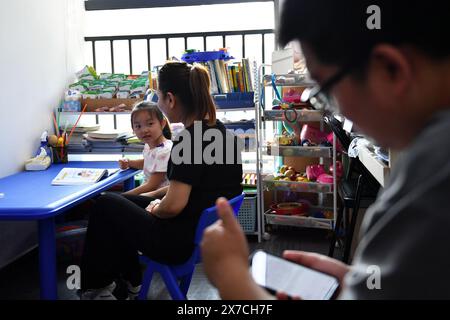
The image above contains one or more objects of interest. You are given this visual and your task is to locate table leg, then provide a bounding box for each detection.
[38,217,57,300]
[123,176,135,192]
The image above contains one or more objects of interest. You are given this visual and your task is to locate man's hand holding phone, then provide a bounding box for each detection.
[251,250,347,300]
[275,251,350,300]
[201,197,350,300]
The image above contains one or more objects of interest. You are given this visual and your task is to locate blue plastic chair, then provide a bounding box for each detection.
[138,193,245,300]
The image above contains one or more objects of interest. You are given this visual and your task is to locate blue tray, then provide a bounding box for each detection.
[214,92,254,109]
[181,50,234,63]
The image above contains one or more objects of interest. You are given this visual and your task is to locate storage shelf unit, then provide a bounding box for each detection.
[255,64,338,236]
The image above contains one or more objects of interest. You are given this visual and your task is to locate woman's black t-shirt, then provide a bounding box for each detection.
[151,120,243,263]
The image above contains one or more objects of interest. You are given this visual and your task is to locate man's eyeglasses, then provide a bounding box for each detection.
[301,67,350,112]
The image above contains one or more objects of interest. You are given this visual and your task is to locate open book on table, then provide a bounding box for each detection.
[51,168,119,185]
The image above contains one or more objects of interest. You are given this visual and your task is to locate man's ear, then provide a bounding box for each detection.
[369,44,413,97]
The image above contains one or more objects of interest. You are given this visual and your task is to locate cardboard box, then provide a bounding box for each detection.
[80,98,143,112]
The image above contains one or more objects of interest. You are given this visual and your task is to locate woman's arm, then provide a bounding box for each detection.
[123,172,166,196]
[149,180,191,219]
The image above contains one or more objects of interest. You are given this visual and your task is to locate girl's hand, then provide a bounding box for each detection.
[119,158,130,170]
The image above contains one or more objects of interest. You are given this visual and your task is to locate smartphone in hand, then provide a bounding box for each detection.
[250,250,339,300]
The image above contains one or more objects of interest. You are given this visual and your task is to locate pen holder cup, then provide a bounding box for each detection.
[51,146,68,163]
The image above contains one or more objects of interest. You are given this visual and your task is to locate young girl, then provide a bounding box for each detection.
[119,101,173,196]
[81,62,242,300]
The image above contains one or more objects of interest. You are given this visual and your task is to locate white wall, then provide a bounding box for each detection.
[0,0,85,178]
[0,0,86,268]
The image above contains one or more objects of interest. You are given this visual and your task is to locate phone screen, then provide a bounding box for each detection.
[251,251,339,300]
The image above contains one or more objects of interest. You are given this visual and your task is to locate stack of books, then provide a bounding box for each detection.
[122,135,145,153]
[84,130,132,153]
[63,124,100,153]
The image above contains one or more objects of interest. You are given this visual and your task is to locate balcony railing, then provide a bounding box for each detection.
[85,29,275,74]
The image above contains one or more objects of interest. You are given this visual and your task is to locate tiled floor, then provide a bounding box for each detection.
[0,227,339,300]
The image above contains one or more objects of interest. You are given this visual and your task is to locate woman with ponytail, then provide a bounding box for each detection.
[80,61,243,300]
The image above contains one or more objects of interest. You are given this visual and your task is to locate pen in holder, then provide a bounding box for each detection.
[52,145,68,163]
[51,133,68,164]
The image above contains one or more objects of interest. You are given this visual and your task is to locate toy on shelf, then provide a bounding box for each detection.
[306,161,343,184]
[272,134,296,146]
[242,173,257,187]
[270,74,313,111]
[273,165,309,183]
[270,200,310,216]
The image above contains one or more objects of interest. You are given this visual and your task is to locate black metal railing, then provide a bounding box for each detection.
[84,29,275,74]
[85,0,274,11]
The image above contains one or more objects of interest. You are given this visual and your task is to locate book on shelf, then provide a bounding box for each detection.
[51,167,115,185]
[86,130,130,140]
[60,124,101,134]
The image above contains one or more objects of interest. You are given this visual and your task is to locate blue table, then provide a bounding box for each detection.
[0,161,139,300]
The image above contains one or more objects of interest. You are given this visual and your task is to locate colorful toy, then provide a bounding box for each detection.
[275,134,295,146]
[275,165,309,182]
[317,173,334,184]
[300,125,328,145]
[270,200,310,216]
[306,164,326,182]
[283,88,302,104]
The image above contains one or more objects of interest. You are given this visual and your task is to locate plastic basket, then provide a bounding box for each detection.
[237,195,257,233]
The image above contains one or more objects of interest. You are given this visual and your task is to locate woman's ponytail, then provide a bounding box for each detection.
[189,64,216,126]
[158,61,217,126]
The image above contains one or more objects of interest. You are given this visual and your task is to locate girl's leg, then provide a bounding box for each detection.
[80,192,156,290]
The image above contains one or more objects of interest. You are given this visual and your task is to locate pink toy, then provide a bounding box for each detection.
[301,125,328,144]
[317,173,334,184]
[306,164,326,181]
[283,89,302,104]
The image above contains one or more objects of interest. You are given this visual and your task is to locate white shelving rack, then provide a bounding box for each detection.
[255,66,338,240]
